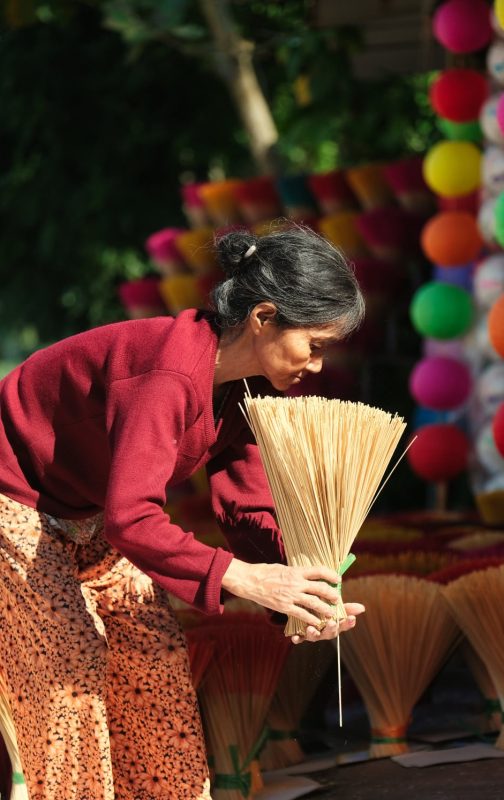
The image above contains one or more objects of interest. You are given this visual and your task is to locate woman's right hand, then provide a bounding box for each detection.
[221,558,364,643]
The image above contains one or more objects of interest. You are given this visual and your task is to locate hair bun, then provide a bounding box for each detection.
[216,230,259,278]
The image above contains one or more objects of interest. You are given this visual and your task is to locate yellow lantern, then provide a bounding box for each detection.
[423,140,481,197]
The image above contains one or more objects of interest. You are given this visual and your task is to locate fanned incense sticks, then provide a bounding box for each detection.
[0,676,27,799]
[260,640,334,770]
[197,615,291,800]
[241,391,407,636]
[340,575,460,758]
[441,565,504,749]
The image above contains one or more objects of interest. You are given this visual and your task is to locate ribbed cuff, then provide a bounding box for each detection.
[202,546,234,615]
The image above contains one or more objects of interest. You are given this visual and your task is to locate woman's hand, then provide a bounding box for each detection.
[221,558,365,643]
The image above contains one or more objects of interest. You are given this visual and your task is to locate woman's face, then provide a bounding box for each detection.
[255,319,342,391]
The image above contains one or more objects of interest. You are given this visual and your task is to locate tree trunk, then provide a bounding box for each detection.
[198,0,281,175]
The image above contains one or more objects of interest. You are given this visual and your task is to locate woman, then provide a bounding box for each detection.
[0,226,365,800]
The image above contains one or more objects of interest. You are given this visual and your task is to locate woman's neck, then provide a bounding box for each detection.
[213,328,260,388]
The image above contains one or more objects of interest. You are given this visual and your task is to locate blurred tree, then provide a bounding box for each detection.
[0,0,437,350]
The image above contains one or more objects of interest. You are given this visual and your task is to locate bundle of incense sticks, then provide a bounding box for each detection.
[340,575,460,758]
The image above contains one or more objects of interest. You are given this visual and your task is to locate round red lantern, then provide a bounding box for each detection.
[493,403,504,458]
[489,294,504,357]
[421,211,483,266]
[407,424,469,481]
[429,69,488,122]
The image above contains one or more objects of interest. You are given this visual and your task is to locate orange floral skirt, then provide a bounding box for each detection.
[0,494,211,800]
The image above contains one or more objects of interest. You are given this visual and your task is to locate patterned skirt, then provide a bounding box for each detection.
[0,493,211,800]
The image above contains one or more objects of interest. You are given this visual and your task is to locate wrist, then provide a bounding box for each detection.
[221,558,258,599]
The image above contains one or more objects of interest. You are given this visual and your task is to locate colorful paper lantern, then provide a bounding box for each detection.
[472,315,501,363]
[494,192,504,248]
[437,118,483,143]
[497,93,504,135]
[429,69,488,122]
[232,177,282,224]
[198,180,244,226]
[482,145,504,196]
[174,227,218,274]
[497,0,504,30]
[477,363,504,416]
[474,255,504,309]
[118,277,166,319]
[480,95,504,146]
[487,40,504,86]
[477,197,498,247]
[355,207,412,261]
[145,228,186,275]
[180,183,209,228]
[275,174,318,218]
[410,281,474,340]
[409,356,472,411]
[345,163,393,210]
[493,403,504,457]
[476,422,504,474]
[382,156,433,213]
[407,424,469,482]
[318,211,368,258]
[433,0,492,54]
[421,211,483,266]
[437,192,480,215]
[423,141,482,198]
[488,294,504,357]
[307,170,356,215]
[433,263,474,291]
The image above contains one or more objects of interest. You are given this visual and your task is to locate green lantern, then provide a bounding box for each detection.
[494,192,504,248]
[410,281,474,340]
[437,118,483,143]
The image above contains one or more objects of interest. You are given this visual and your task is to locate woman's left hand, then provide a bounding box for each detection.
[291,601,365,645]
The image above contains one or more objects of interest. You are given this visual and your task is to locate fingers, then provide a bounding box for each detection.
[343,602,366,616]
[302,565,341,586]
[302,579,341,605]
[291,613,360,644]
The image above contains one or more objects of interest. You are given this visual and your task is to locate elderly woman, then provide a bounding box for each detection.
[0,226,365,800]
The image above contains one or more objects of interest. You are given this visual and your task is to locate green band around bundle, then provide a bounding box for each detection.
[484,698,501,716]
[12,772,25,785]
[267,728,299,741]
[337,552,356,591]
[214,724,271,799]
[214,745,252,798]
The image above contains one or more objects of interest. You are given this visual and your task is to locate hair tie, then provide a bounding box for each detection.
[243,245,257,259]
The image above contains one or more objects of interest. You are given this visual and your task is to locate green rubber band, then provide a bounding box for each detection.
[371,735,407,744]
[484,699,501,716]
[267,728,299,741]
[213,743,254,798]
[12,772,25,785]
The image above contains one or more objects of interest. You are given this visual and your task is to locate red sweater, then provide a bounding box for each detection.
[0,309,284,613]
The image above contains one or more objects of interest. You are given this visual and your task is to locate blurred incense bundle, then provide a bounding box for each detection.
[441,564,504,749]
[197,613,291,800]
[340,575,459,758]
[259,641,335,770]
[242,394,406,637]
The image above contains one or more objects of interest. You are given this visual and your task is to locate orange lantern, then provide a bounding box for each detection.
[489,294,504,357]
[421,211,483,266]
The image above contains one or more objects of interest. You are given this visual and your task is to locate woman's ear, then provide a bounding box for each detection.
[250,302,277,331]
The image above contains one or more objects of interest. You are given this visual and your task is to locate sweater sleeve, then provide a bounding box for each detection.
[206,419,286,566]
[104,370,233,614]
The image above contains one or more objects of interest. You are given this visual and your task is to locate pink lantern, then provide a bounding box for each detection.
[433,0,492,54]
[145,228,186,274]
[409,356,472,411]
